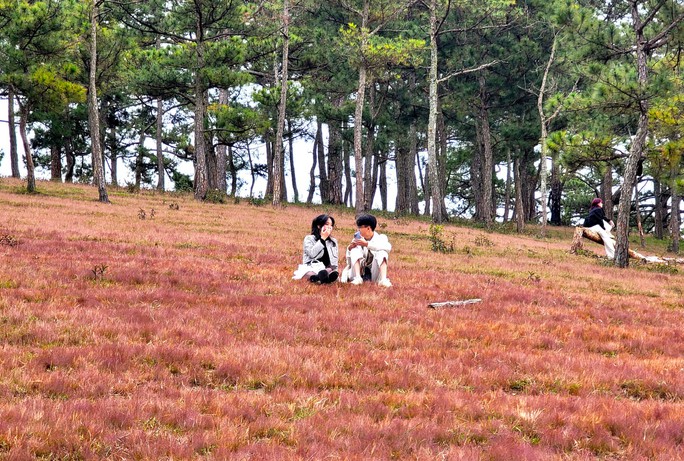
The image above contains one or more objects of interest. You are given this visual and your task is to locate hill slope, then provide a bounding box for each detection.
[1,179,683,460]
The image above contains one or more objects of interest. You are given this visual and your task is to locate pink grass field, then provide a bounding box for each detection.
[1,178,683,460]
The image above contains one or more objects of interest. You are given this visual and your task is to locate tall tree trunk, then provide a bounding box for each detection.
[205,131,218,191]
[228,145,237,196]
[156,96,165,191]
[135,131,145,189]
[109,123,118,186]
[395,141,410,214]
[549,161,562,225]
[409,122,420,215]
[472,123,484,221]
[318,121,330,202]
[8,87,20,179]
[601,164,614,219]
[514,156,525,233]
[503,150,512,222]
[65,138,75,183]
[654,178,664,239]
[307,127,318,204]
[265,132,274,197]
[615,5,651,267]
[379,159,387,211]
[353,63,368,214]
[478,73,493,226]
[427,0,444,222]
[328,117,343,204]
[247,143,256,197]
[343,122,353,206]
[88,1,109,203]
[272,0,289,206]
[193,28,208,200]
[18,103,36,193]
[50,145,61,181]
[363,122,376,210]
[670,193,681,254]
[423,163,432,217]
[634,182,646,248]
[287,119,298,203]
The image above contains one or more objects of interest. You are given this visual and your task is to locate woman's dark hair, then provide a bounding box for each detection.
[311,214,335,240]
[590,198,602,209]
[355,213,377,231]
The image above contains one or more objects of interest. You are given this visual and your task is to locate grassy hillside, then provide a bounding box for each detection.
[1,178,683,460]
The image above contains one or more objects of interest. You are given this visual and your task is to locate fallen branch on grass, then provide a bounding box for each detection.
[428,299,482,309]
[570,227,684,264]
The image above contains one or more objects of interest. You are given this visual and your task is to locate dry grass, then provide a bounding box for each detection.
[1,178,683,460]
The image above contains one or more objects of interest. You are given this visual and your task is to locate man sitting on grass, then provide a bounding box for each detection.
[341,213,392,288]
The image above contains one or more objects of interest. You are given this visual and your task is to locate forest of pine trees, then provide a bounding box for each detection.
[0,0,683,267]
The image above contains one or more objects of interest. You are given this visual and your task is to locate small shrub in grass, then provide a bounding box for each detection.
[91,264,108,280]
[474,234,494,247]
[205,189,227,204]
[0,233,18,246]
[249,194,265,207]
[429,224,454,253]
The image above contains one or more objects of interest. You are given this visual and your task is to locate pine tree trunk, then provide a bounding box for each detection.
[193,26,208,200]
[343,123,353,206]
[88,1,109,203]
[409,122,420,215]
[354,63,368,214]
[272,0,289,206]
[503,150,511,223]
[363,122,376,210]
[478,73,493,226]
[265,132,273,198]
[226,145,236,195]
[65,138,75,183]
[601,165,614,220]
[669,180,681,254]
[109,124,118,186]
[634,182,646,248]
[156,96,165,191]
[379,159,387,211]
[654,178,664,239]
[318,121,330,203]
[306,126,318,204]
[615,5,651,267]
[8,87,20,179]
[427,0,443,223]
[550,160,562,225]
[19,104,35,193]
[135,131,145,189]
[50,145,61,181]
[514,156,525,233]
[287,119,298,203]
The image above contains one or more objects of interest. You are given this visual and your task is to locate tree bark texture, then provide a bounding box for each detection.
[19,104,36,193]
[601,165,614,220]
[50,145,62,181]
[354,62,368,214]
[272,0,289,206]
[478,73,494,225]
[193,21,209,200]
[8,88,20,179]
[156,96,166,191]
[427,0,443,223]
[89,1,109,203]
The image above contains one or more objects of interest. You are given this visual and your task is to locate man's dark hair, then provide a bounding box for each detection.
[355,213,377,231]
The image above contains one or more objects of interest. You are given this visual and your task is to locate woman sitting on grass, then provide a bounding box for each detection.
[292,214,339,284]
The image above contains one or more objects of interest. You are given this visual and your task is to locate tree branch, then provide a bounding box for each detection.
[437,60,500,84]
